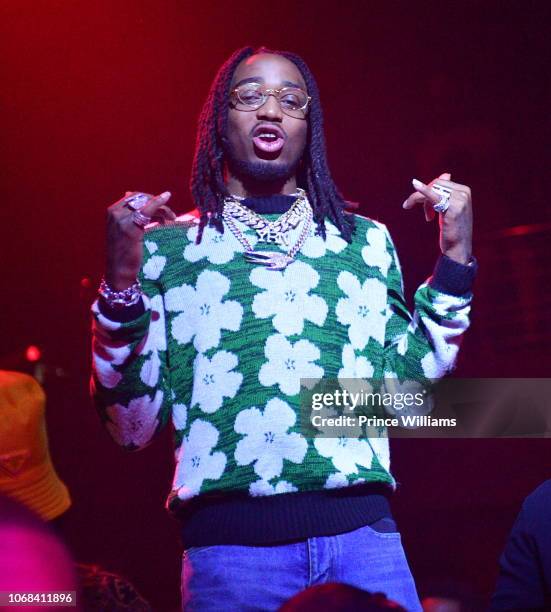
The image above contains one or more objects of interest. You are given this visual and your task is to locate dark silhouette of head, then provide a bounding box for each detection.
[279,582,406,611]
[0,495,77,609]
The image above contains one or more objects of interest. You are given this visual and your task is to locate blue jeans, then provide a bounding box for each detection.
[181,518,422,611]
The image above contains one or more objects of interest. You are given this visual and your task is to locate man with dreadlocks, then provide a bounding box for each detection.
[91,46,475,610]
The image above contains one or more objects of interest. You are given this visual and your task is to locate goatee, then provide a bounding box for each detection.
[225,144,300,184]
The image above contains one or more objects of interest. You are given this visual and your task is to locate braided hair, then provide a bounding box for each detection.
[190,46,356,243]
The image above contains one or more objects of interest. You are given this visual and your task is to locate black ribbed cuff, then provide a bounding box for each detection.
[97,296,146,322]
[429,254,478,297]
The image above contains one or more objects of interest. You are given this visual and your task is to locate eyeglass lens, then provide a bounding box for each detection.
[233,85,308,115]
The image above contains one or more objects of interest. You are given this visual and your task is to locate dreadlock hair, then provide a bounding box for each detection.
[190,46,356,244]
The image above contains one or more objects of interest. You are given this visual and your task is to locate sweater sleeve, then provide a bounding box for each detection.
[90,270,172,451]
[381,225,475,386]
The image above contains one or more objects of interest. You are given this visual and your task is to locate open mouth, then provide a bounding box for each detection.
[251,124,286,154]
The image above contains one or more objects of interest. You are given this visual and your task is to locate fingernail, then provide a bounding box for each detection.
[160,191,171,200]
[402,200,408,208]
[412,178,423,188]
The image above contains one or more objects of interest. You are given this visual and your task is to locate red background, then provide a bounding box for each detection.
[2,1,550,609]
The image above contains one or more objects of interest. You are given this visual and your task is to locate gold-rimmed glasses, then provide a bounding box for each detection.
[230,83,311,118]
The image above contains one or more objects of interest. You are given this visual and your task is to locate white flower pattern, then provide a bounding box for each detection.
[382,371,432,419]
[259,334,323,395]
[395,333,408,356]
[314,434,375,475]
[183,224,257,265]
[234,398,307,481]
[143,241,167,280]
[338,344,375,394]
[361,227,392,276]
[250,260,328,336]
[173,419,226,500]
[301,221,348,258]
[172,403,188,431]
[106,390,163,448]
[336,271,387,349]
[324,472,349,489]
[325,472,366,489]
[191,351,242,413]
[165,270,243,352]
[249,478,298,497]
[91,305,130,389]
[92,340,131,389]
[137,294,166,387]
[366,435,390,473]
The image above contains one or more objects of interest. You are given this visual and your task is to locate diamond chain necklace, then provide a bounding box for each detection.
[222,190,313,270]
[223,188,309,246]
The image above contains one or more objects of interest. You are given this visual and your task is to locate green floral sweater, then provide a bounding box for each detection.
[91,208,474,516]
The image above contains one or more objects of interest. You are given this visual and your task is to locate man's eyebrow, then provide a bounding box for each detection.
[281,79,304,89]
[233,77,263,87]
[233,77,305,90]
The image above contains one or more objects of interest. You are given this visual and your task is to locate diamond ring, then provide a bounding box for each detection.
[431,184,452,214]
[131,210,152,228]
[124,193,150,211]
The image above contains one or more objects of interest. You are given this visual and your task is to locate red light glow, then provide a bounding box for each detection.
[25,345,41,362]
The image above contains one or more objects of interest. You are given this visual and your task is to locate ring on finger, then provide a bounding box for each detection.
[124,193,150,211]
[431,184,452,214]
[131,209,152,228]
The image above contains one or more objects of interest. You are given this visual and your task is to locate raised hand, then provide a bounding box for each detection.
[105,191,175,290]
[402,172,473,265]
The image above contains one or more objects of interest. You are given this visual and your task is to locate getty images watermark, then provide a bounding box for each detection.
[300,378,445,436]
[299,378,551,438]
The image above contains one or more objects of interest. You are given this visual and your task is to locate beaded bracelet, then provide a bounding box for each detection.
[98,277,143,308]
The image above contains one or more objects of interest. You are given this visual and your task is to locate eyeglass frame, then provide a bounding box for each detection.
[230,83,312,116]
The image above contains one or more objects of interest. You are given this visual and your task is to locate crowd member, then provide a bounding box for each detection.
[0,370,152,611]
[279,583,405,610]
[0,495,78,611]
[491,479,551,609]
[0,370,71,521]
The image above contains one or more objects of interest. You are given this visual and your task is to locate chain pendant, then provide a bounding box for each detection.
[222,188,313,271]
[243,251,294,270]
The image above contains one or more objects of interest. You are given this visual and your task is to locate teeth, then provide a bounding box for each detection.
[257,132,278,139]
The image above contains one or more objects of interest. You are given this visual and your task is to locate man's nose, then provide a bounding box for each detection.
[256,94,283,121]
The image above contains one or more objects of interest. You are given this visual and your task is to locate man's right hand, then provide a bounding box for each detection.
[105,191,175,290]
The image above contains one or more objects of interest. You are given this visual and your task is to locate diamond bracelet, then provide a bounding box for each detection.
[98,277,143,308]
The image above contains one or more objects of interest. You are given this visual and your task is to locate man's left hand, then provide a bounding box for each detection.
[402,172,473,265]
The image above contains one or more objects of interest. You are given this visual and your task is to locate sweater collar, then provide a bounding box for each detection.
[238,193,296,214]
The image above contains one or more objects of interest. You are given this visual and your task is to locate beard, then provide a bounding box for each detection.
[224,141,301,184]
